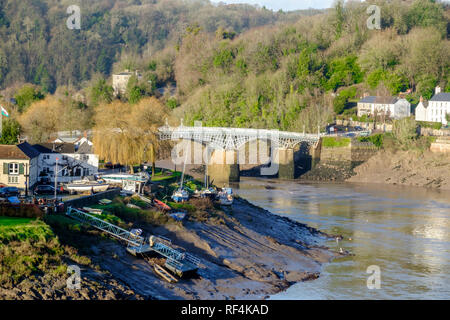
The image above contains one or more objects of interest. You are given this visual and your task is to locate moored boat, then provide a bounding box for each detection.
[66,179,110,194]
[169,212,186,221]
[171,188,189,202]
[100,172,149,184]
[217,187,233,205]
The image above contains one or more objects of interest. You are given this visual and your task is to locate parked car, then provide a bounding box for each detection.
[33,185,56,195]
[354,126,363,131]
[0,187,21,197]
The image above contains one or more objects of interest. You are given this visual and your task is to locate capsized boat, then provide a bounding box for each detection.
[171,188,189,203]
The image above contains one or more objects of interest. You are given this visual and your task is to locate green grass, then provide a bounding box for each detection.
[0,218,55,243]
[322,137,351,148]
[167,201,196,212]
[92,198,174,226]
[0,217,33,227]
[151,171,181,182]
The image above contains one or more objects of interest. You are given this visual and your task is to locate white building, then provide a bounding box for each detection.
[32,142,99,184]
[414,96,428,122]
[112,70,142,97]
[415,86,450,125]
[52,130,93,147]
[357,95,411,119]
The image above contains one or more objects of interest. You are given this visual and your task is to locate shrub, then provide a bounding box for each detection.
[392,117,418,146]
[358,133,384,148]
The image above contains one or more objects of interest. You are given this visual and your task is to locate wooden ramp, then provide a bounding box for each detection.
[153,264,178,283]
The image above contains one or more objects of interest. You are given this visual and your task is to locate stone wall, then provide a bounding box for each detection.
[335,119,393,132]
[430,137,450,153]
[63,188,121,210]
[319,140,378,165]
[419,127,450,137]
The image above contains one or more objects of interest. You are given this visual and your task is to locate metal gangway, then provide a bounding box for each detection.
[66,206,144,247]
[65,207,200,274]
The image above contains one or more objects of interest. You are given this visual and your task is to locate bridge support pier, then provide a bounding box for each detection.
[275,148,294,179]
[207,149,240,185]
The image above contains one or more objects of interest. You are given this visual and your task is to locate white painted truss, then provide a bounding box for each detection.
[158,122,324,150]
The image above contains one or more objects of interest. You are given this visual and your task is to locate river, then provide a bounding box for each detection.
[234,178,450,299]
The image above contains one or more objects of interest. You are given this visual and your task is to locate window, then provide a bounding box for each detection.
[9,163,19,175]
[62,155,68,161]
[43,154,50,160]
[8,176,18,184]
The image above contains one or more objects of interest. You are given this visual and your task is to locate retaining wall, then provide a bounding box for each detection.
[63,188,121,210]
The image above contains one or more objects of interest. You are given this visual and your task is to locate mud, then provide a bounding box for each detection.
[87,197,337,300]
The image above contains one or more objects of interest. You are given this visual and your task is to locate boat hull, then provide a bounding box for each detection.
[66,184,109,193]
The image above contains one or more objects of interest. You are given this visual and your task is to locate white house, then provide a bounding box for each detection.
[32,142,99,184]
[415,86,450,125]
[112,70,142,97]
[414,96,428,122]
[357,95,411,119]
[52,130,93,146]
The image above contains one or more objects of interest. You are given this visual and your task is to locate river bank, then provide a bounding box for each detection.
[347,150,450,190]
[1,194,338,300]
[84,197,337,299]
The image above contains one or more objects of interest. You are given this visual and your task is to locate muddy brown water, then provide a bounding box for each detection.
[234,178,450,299]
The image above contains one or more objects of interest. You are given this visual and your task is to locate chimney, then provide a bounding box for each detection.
[83,130,87,138]
[419,96,423,103]
[435,86,441,95]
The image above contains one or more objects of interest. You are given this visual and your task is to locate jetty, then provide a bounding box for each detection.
[65,207,200,277]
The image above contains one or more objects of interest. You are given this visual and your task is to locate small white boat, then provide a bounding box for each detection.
[218,193,233,205]
[217,187,233,205]
[66,178,109,194]
[195,187,217,199]
[169,212,186,221]
[100,172,149,184]
[126,203,141,209]
[82,207,103,215]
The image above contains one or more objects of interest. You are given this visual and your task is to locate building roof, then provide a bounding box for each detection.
[76,142,93,154]
[0,142,39,160]
[32,143,76,154]
[430,92,450,102]
[358,96,399,104]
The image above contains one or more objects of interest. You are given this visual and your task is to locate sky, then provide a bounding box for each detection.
[212,0,336,11]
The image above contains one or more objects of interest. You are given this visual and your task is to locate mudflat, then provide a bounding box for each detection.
[88,197,337,300]
[348,150,450,190]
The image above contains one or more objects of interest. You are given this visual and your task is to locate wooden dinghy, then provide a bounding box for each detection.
[153,199,171,211]
[82,207,103,215]
[153,264,178,283]
[99,199,112,205]
[126,203,141,209]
